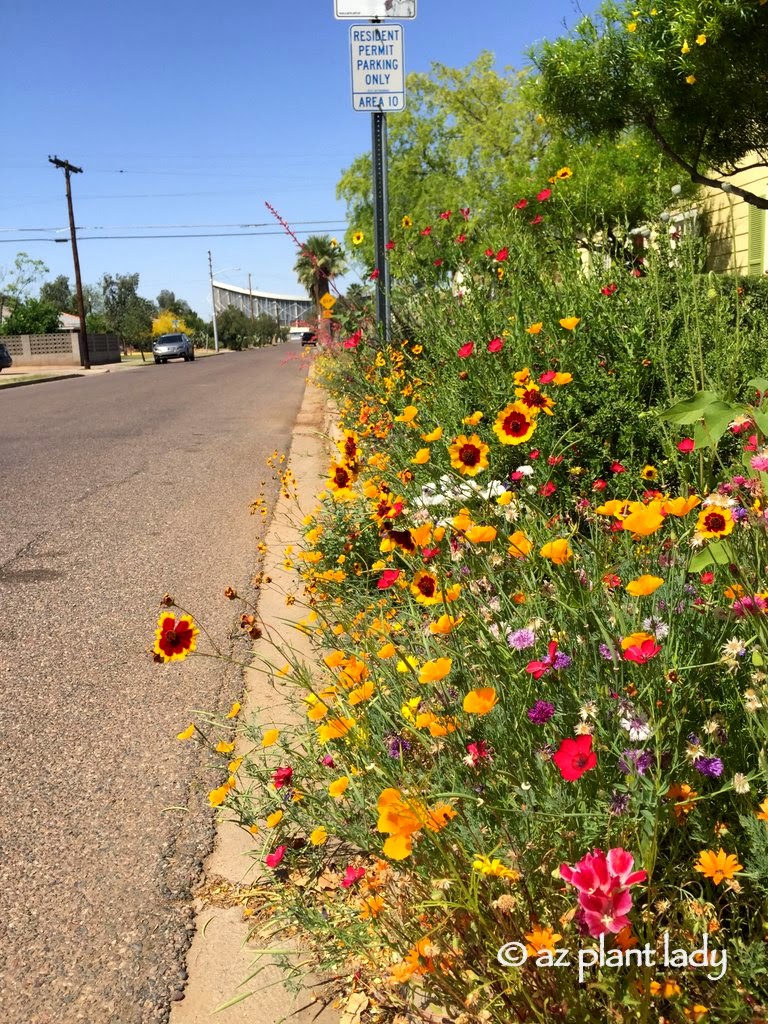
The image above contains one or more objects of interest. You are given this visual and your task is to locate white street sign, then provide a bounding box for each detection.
[336,0,415,19]
[350,24,405,112]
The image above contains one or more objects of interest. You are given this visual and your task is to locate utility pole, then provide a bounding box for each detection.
[49,156,90,369]
[208,250,220,353]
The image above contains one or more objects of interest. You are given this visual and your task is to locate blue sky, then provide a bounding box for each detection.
[1,0,595,317]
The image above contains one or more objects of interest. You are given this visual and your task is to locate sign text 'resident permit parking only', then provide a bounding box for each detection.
[349,24,405,112]
[335,0,416,19]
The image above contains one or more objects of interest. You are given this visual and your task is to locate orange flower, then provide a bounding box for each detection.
[559,316,580,330]
[317,716,355,743]
[524,926,562,956]
[429,614,463,635]
[666,782,698,820]
[411,447,431,464]
[621,502,665,536]
[662,494,701,516]
[419,657,453,684]
[328,776,350,799]
[448,433,490,476]
[493,402,537,445]
[694,848,743,884]
[552,372,573,385]
[626,574,664,597]
[349,680,375,704]
[539,538,573,564]
[621,631,655,650]
[377,642,396,659]
[465,524,497,544]
[176,723,195,741]
[508,530,533,558]
[394,404,418,424]
[359,895,384,919]
[463,687,498,715]
[755,798,768,822]
[526,322,543,335]
[421,425,443,441]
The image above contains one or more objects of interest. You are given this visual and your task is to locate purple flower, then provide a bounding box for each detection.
[599,643,618,661]
[507,627,536,651]
[552,651,572,671]
[732,506,749,522]
[527,700,555,724]
[618,749,653,775]
[384,733,411,758]
[694,756,724,778]
[609,791,631,815]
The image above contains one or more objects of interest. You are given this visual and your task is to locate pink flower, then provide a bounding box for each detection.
[745,434,758,452]
[529,449,540,459]
[457,342,474,358]
[377,568,401,590]
[460,207,471,220]
[465,739,493,766]
[514,199,528,210]
[369,268,380,280]
[484,247,495,258]
[623,639,661,664]
[272,766,293,789]
[265,845,287,868]
[536,188,552,202]
[526,640,559,680]
[750,450,768,472]
[553,735,597,781]
[487,336,504,353]
[439,209,452,220]
[340,865,366,888]
[592,479,607,491]
[560,848,646,936]
[530,215,543,226]
[385,240,395,250]
[677,438,695,453]
[539,371,556,384]
[495,247,509,262]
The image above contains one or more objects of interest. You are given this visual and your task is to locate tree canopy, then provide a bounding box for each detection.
[532,0,768,208]
[39,274,75,313]
[294,235,347,308]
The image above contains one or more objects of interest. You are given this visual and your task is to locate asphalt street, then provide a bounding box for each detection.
[0,347,310,1023]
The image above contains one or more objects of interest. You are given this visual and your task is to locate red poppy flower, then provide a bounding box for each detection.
[265,845,287,868]
[385,240,395,250]
[460,207,470,220]
[484,247,495,257]
[496,247,509,262]
[457,342,474,358]
[421,546,440,561]
[536,188,552,202]
[514,199,528,210]
[601,283,618,296]
[340,865,366,888]
[487,337,504,353]
[529,449,540,459]
[420,226,432,236]
[547,454,563,466]
[593,479,607,491]
[377,568,401,590]
[539,481,556,497]
[539,371,556,384]
[343,330,362,349]
[553,735,597,781]
[369,268,380,280]
[623,639,661,664]
[700,571,714,585]
[434,258,444,266]
[439,210,452,220]
[272,766,294,789]
[530,215,543,226]
[677,438,695,453]
[526,640,559,680]
[610,461,626,474]
[602,573,622,589]
[456,233,467,243]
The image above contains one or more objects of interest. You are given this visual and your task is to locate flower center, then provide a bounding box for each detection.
[417,576,436,597]
[165,629,178,645]
[459,443,480,466]
[704,511,726,533]
[334,467,350,488]
[503,411,529,436]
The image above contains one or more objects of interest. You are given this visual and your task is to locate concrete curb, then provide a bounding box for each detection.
[171,372,338,1024]
[0,373,85,389]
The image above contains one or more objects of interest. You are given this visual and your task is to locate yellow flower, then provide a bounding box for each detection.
[526,322,543,335]
[266,809,284,827]
[401,215,413,228]
[360,895,384,919]
[686,74,696,85]
[681,39,691,54]
[310,826,328,846]
[352,230,364,245]
[225,701,241,719]
[696,506,734,540]
[176,723,195,741]
[756,798,768,822]
[625,574,664,597]
[525,926,562,955]
[684,1006,709,1021]
[462,411,483,426]
[328,776,350,799]
[261,728,280,747]
[662,494,700,516]
[448,433,490,476]
[558,316,580,331]
[539,538,573,564]
[472,853,519,880]
[411,447,431,464]
[627,21,637,31]
[463,687,498,715]
[419,657,453,684]
[694,848,743,884]
[421,425,443,441]
[554,166,573,180]
[394,404,418,424]
[215,740,236,754]
[228,756,243,773]
[696,33,706,45]
[493,402,537,445]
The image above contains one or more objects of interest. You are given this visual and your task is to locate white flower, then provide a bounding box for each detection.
[515,465,534,477]
[732,773,750,794]
[579,701,599,720]
[743,688,763,713]
[620,715,652,741]
[721,637,746,660]
[574,722,594,736]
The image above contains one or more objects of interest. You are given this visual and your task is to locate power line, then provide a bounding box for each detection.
[0,227,349,244]
[0,219,348,233]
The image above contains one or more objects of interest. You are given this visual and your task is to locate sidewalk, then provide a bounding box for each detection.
[171,373,338,1024]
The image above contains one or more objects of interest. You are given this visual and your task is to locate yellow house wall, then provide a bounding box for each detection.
[703,162,768,274]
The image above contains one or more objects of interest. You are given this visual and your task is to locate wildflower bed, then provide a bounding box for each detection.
[159,198,768,1023]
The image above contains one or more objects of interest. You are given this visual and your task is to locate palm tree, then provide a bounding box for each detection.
[293,235,347,314]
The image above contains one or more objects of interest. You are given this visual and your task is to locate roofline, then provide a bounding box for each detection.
[212,281,309,302]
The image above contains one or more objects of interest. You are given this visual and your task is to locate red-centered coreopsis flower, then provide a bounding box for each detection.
[457,342,474,358]
[272,766,294,789]
[493,402,537,445]
[154,613,199,662]
[601,283,618,296]
[530,215,543,226]
[536,188,552,202]
[487,336,504,353]
[623,638,661,664]
[265,845,287,868]
[340,864,366,887]
[677,438,695,453]
[496,247,509,262]
[553,734,597,781]
[377,568,401,590]
[514,198,528,210]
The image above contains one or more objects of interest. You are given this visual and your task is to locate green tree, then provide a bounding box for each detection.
[532,0,768,209]
[216,306,254,350]
[0,253,49,325]
[293,235,347,312]
[39,274,75,312]
[102,273,156,355]
[0,298,60,335]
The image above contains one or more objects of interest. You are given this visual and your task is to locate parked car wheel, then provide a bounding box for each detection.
[154,357,161,365]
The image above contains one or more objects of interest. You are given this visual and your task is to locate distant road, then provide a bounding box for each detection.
[0,348,309,1023]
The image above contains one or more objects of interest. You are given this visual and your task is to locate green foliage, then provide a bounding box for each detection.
[215,308,284,349]
[293,235,346,308]
[533,0,768,204]
[101,272,156,349]
[0,297,60,335]
[39,274,75,313]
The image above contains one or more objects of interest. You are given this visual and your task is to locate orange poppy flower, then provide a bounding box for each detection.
[463,687,498,715]
[626,574,664,597]
[539,538,573,564]
[418,657,453,684]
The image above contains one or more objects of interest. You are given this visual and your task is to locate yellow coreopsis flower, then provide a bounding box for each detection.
[411,447,431,464]
[352,230,364,245]
[694,848,743,885]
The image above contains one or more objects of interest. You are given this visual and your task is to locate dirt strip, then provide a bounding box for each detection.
[171,372,338,1024]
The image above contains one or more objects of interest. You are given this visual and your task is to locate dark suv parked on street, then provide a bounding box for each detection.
[152,333,195,364]
[0,343,13,371]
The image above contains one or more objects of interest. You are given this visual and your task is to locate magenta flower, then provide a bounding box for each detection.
[340,865,366,888]
[457,342,474,358]
[487,337,504,353]
[560,848,646,936]
[265,845,287,868]
[622,639,661,664]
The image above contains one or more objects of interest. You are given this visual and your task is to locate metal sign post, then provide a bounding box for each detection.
[371,110,391,345]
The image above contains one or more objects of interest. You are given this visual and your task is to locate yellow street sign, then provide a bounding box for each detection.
[319,293,336,310]
[321,309,334,319]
